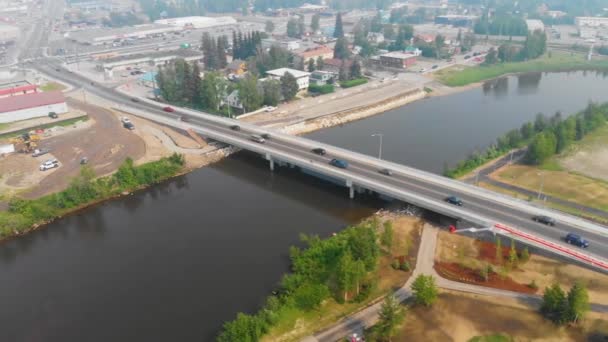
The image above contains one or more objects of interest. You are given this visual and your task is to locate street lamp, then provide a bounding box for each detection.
[371,133,383,160]
[537,172,545,200]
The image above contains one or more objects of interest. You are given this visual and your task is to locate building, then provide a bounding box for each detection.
[67,24,182,45]
[367,32,385,44]
[154,16,237,29]
[416,34,435,43]
[378,52,417,69]
[298,3,329,12]
[226,59,247,75]
[404,46,422,56]
[262,38,300,51]
[0,24,18,44]
[266,68,311,91]
[526,19,545,32]
[579,27,597,39]
[0,83,38,98]
[310,70,336,85]
[297,45,334,63]
[434,15,477,27]
[96,49,203,78]
[224,90,243,110]
[323,58,353,74]
[547,10,567,18]
[138,71,158,88]
[0,91,68,124]
[576,17,608,28]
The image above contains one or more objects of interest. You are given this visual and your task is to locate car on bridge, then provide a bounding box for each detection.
[565,233,590,248]
[330,159,348,169]
[163,106,175,112]
[250,135,266,144]
[379,168,393,176]
[532,215,556,226]
[445,196,463,206]
[311,148,326,155]
[229,125,240,131]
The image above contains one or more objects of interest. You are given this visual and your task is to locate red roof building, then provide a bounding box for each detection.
[0,84,38,98]
[0,91,68,123]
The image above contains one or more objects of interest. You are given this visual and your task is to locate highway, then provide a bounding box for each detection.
[32,59,608,267]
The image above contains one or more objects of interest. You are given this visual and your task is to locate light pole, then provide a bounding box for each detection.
[537,172,544,200]
[371,133,383,160]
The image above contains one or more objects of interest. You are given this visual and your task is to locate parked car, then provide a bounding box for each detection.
[564,233,589,248]
[121,117,131,124]
[379,168,393,176]
[123,122,135,130]
[130,97,140,102]
[311,148,326,155]
[264,106,277,112]
[329,158,349,169]
[250,134,266,143]
[432,65,439,69]
[163,106,175,112]
[445,196,463,206]
[48,112,58,119]
[39,159,59,171]
[80,157,89,165]
[32,148,50,157]
[532,215,556,226]
[229,125,240,131]
[464,55,471,59]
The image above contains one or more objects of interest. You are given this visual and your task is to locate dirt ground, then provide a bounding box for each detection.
[436,231,608,303]
[560,125,608,182]
[395,291,608,342]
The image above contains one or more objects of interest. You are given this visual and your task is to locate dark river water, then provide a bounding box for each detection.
[3,71,608,342]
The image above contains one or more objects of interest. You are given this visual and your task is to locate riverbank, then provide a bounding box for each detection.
[436,51,608,87]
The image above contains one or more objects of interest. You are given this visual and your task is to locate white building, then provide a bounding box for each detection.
[526,19,545,32]
[262,38,300,51]
[576,17,608,28]
[224,90,243,110]
[154,16,237,29]
[0,24,19,44]
[67,24,182,45]
[266,68,311,91]
[96,50,203,78]
[0,91,68,124]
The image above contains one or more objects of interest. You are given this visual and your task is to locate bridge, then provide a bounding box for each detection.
[33,59,608,271]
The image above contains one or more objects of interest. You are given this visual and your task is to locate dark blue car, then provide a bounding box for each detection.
[330,159,349,169]
[565,233,590,248]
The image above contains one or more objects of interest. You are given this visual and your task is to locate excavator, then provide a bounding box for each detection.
[9,133,41,153]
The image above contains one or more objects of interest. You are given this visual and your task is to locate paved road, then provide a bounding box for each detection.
[31,59,608,267]
[312,225,608,342]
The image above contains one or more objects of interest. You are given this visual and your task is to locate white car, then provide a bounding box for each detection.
[264,106,277,112]
[121,117,131,124]
[40,159,59,171]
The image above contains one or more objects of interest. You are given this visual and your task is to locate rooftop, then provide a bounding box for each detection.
[0,91,65,114]
[380,51,417,59]
[100,49,203,64]
[266,68,311,78]
[68,24,180,42]
[297,45,333,58]
[0,84,38,97]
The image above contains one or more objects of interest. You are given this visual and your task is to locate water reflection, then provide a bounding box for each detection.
[517,72,542,94]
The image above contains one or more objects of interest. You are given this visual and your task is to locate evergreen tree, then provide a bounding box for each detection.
[316,56,324,70]
[349,59,362,79]
[567,282,590,323]
[338,61,349,82]
[232,31,239,59]
[287,18,298,38]
[411,275,438,307]
[333,37,350,59]
[191,63,202,107]
[376,294,405,341]
[311,13,320,32]
[216,36,228,69]
[262,79,281,106]
[334,12,344,38]
[541,283,569,324]
[495,237,503,265]
[307,58,315,72]
[280,71,299,101]
[370,11,383,33]
[297,15,306,37]
[508,239,518,266]
[265,20,275,33]
[381,220,393,250]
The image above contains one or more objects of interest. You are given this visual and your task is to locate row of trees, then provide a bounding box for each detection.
[484,30,548,65]
[232,31,263,61]
[201,33,228,71]
[217,221,382,341]
[474,14,529,36]
[444,101,608,178]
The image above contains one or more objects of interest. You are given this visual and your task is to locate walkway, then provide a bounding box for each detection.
[309,225,608,342]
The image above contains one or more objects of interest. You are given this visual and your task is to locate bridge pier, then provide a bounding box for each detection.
[266,153,274,171]
[346,179,354,199]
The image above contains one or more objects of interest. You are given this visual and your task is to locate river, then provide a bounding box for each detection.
[2,71,608,341]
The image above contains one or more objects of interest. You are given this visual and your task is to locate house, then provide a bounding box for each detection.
[378,52,417,69]
[416,34,435,43]
[323,58,354,73]
[226,59,247,75]
[0,91,68,124]
[526,19,545,32]
[367,32,385,44]
[266,68,311,91]
[310,70,337,85]
[262,38,300,51]
[404,46,422,56]
[224,90,243,110]
[297,45,334,64]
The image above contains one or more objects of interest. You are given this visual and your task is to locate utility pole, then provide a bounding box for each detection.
[537,172,544,200]
[371,133,383,160]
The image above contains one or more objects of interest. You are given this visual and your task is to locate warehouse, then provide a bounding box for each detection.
[96,49,203,78]
[0,91,68,124]
[0,24,19,44]
[66,24,182,45]
[154,16,237,29]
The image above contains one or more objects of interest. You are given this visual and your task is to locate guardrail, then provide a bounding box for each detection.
[494,223,608,271]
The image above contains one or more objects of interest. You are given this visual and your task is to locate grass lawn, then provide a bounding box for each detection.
[261,216,423,342]
[39,82,66,92]
[437,52,608,87]
[468,334,513,342]
[0,123,9,131]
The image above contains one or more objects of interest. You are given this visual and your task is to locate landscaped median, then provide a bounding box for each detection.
[436,52,608,87]
[0,154,185,239]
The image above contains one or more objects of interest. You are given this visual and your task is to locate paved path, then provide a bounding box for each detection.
[309,225,608,342]
[463,149,608,221]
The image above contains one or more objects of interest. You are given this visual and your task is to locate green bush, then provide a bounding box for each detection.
[340,78,368,88]
[399,260,411,271]
[391,259,400,269]
[308,83,334,94]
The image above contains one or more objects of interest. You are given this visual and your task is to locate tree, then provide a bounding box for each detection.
[216,36,228,69]
[293,283,330,310]
[526,131,557,164]
[383,24,395,40]
[508,239,518,267]
[520,122,535,140]
[338,61,349,82]
[381,220,394,250]
[376,294,405,341]
[495,237,503,265]
[200,71,228,111]
[333,37,350,59]
[370,11,383,33]
[262,79,281,106]
[567,282,590,323]
[534,113,548,132]
[485,47,498,64]
[311,13,320,32]
[349,59,362,79]
[265,20,274,33]
[280,72,299,101]
[190,63,202,107]
[337,252,355,301]
[237,74,263,112]
[334,12,344,38]
[297,15,306,37]
[411,275,438,306]
[541,283,569,324]
[520,247,530,263]
[287,18,298,38]
[316,56,324,70]
[307,58,315,72]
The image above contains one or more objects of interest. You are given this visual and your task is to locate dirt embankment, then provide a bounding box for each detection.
[280,88,426,135]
